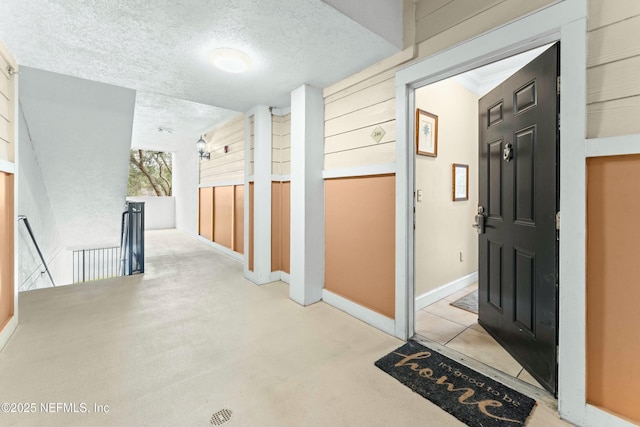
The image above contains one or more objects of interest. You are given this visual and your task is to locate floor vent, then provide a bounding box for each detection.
[210,409,232,425]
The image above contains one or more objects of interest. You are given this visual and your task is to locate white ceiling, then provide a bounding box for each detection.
[452,44,552,97]
[130,91,238,152]
[0,0,400,150]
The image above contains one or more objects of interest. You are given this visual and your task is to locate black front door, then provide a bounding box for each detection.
[477,44,559,394]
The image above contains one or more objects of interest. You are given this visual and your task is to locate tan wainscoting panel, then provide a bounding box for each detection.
[0,172,15,332]
[198,187,214,241]
[586,155,640,425]
[325,174,395,318]
[234,185,244,254]
[248,182,254,272]
[213,186,233,249]
[281,182,291,274]
[271,182,282,272]
[270,181,291,274]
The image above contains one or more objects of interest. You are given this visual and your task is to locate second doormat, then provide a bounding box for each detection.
[450,290,479,314]
[375,340,536,427]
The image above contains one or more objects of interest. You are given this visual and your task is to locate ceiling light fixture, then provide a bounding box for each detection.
[197,135,210,160]
[209,48,252,73]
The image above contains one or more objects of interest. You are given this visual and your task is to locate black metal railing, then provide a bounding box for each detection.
[73,246,121,283]
[18,215,55,287]
[121,201,144,276]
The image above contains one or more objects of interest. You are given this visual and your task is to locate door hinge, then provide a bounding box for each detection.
[556,211,560,230]
[557,76,561,95]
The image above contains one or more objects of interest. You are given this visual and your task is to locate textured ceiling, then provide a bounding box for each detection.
[0,0,399,112]
[0,0,399,150]
[130,91,238,152]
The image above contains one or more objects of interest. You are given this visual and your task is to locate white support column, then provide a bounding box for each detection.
[290,85,324,306]
[244,105,272,284]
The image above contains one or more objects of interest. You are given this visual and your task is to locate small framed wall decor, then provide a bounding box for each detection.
[452,163,469,201]
[416,109,438,157]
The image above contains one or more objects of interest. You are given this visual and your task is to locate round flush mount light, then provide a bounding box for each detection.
[209,48,252,73]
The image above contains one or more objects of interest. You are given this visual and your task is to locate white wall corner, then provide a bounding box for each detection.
[290,85,325,306]
[280,271,290,284]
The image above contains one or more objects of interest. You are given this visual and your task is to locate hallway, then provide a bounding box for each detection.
[0,230,569,426]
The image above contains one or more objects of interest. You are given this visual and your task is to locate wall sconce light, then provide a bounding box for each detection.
[197,136,210,160]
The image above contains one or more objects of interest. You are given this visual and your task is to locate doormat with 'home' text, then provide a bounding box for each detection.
[375,340,536,427]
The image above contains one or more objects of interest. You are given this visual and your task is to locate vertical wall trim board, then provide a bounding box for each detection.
[558,15,588,425]
[290,85,325,306]
[396,1,588,425]
[0,51,18,351]
[322,289,395,335]
[415,272,479,310]
[243,107,273,284]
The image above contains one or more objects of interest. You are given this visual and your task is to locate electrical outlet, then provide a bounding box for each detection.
[459,251,464,262]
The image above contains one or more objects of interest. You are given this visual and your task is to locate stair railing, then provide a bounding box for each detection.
[18,215,55,287]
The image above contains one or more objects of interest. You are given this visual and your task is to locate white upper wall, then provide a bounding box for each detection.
[17,108,63,291]
[173,149,199,236]
[321,0,404,49]
[19,67,136,249]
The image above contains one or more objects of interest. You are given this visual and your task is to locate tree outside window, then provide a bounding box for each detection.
[128,149,172,196]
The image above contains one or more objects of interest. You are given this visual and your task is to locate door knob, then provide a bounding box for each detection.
[473,206,486,234]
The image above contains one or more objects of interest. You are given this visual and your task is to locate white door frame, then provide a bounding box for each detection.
[393,1,605,425]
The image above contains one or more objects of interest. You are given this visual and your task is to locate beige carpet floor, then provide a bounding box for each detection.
[0,230,571,427]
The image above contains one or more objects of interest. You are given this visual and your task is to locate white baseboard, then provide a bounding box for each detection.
[415,271,478,311]
[322,289,395,336]
[266,271,290,284]
[196,236,243,263]
[0,316,18,352]
[268,271,281,283]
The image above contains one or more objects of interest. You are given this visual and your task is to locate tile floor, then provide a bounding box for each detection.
[415,282,544,389]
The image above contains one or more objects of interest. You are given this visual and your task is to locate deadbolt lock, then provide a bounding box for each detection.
[503,142,513,162]
[473,205,486,234]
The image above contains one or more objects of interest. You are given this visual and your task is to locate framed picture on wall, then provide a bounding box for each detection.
[416,109,438,157]
[452,163,469,201]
